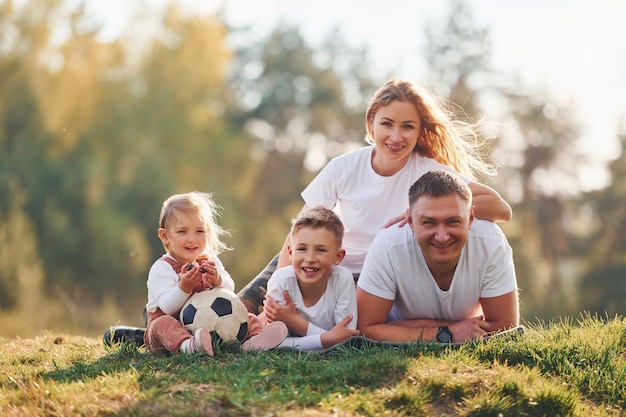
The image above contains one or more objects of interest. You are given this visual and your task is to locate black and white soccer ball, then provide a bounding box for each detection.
[179,288,249,343]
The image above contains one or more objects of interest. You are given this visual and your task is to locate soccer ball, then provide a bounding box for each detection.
[180,288,249,344]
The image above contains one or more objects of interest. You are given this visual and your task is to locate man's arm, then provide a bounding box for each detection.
[357,288,440,342]
[480,290,519,333]
[357,286,507,343]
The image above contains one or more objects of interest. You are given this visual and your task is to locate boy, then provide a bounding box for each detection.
[262,206,360,351]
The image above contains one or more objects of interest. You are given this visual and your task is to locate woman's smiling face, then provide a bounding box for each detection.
[368,100,421,171]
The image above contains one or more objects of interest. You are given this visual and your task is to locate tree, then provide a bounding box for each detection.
[421,0,587,319]
[579,128,626,316]
[220,23,378,284]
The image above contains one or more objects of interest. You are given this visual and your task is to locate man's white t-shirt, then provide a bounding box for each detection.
[267,265,357,351]
[301,146,466,274]
[357,220,517,322]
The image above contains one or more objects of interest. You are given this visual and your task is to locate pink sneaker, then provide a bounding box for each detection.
[191,328,214,356]
[242,321,288,352]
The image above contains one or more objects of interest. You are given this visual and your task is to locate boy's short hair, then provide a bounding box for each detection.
[408,170,472,209]
[291,206,344,248]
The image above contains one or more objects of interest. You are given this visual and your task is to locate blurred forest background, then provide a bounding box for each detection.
[1,0,624,338]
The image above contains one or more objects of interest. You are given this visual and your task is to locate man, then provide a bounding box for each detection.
[356,170,519,343]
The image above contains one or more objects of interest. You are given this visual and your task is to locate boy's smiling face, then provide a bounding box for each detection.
[288,226,345,287]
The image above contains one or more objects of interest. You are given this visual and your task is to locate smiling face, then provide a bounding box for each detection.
[368,100,422,175]
[288,226,345,289]
[408,194,473,274]
[158,210,208,265]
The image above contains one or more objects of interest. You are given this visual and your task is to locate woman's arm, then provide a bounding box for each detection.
[468,181,512,222]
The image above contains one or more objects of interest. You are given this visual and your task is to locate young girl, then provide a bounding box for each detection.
[261,206,360,352]
[240,77,512,313]
[144,192,287,356]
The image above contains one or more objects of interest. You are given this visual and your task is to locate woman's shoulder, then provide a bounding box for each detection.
[330,145,372,164]
[406,153,461,177]
[407,152,442,167]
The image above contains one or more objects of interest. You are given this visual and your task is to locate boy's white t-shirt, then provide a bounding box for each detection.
[267,265,357,351]
[301,146,465,274]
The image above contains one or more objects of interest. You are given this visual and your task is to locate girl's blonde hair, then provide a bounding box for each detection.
[365,77,495,180]
[158,192,230,255]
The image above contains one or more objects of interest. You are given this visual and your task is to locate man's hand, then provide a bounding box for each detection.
[320,315,360,348]
[448,316,491,343]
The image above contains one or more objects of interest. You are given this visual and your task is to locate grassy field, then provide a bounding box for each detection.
[1,314,624,416]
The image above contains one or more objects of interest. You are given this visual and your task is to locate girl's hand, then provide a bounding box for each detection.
[200,260,222,288]
[178,263,202,293]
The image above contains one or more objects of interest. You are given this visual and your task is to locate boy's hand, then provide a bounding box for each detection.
[178,263,202,294]
[320,315,360,348]
[264,291,308,336]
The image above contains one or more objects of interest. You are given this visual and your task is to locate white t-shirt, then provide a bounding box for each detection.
[357,220,517,322]
[267,265,357,351]
[145,253,235,316]
[301,146,465,274]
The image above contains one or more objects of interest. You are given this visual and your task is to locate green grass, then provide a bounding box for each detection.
[1,314,625,416]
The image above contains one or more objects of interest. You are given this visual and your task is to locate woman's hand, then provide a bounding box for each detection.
[382,212,409,228]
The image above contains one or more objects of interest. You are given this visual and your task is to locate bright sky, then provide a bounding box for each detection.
[82,0,626,190]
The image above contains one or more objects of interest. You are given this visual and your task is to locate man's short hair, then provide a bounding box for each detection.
[291,206,344,248]
[409,170,472,208]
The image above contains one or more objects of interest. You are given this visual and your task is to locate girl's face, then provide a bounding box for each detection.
[158,211,208,265]
[368,100,422,173]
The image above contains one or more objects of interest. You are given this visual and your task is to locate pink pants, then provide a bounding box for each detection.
[144,308,267,355]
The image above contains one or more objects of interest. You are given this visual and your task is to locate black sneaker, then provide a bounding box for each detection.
[103,326,146,347]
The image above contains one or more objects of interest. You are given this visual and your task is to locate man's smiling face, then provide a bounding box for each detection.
[408,193,473,270]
